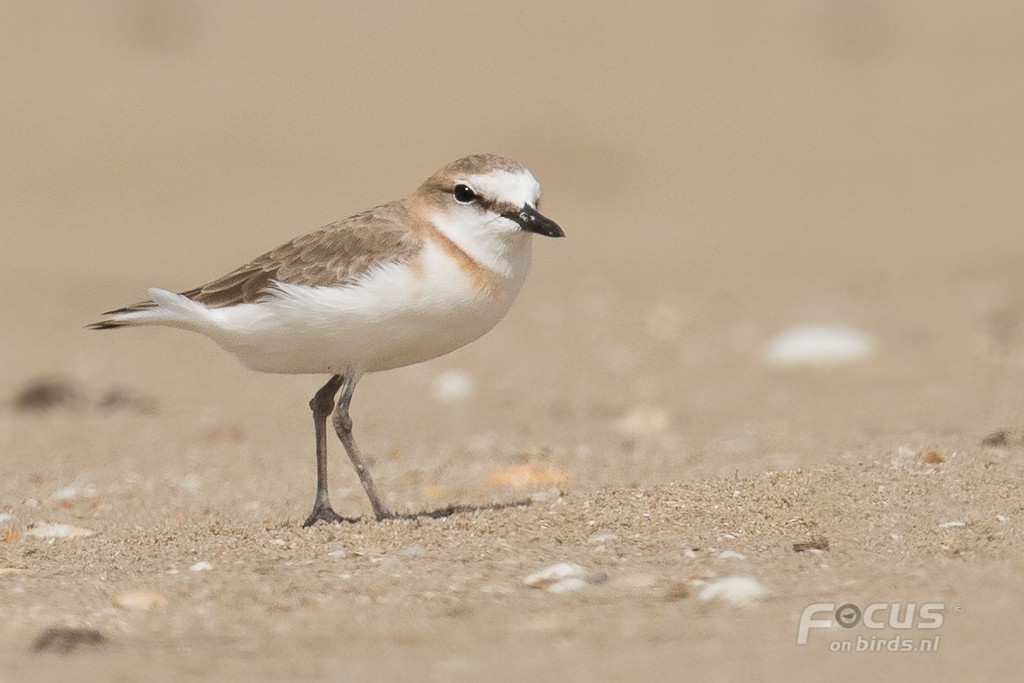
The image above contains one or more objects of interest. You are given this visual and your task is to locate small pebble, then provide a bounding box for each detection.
[431,370,475,402]
[763,324,875,367]
[32,626,107,654]
[25,522,95,539]
[982,430,1014,448]
[697,576,768,605]
[113,591,168,610]
[0,513,14,523]
[523,562,588,593]
[50,487,77,501]
[938,521,966,528]
[51,485,95,501]
[792,537,830,552]
[718,550,747,561]
[12,378,83,412]
[327,549,347,559]
[189,561,213,572]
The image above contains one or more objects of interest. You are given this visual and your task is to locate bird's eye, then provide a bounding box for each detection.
[453,184,477,204]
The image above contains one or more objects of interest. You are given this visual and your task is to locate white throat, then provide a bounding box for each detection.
[427,209,533,279]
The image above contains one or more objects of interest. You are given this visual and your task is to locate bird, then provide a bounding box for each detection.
[89,154,564,526]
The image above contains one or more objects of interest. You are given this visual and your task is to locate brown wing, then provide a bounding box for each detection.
[99,201,423,318]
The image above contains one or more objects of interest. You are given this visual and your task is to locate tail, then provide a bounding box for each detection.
[88,288,211,331]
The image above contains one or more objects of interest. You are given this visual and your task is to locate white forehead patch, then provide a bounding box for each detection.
[464,170,541,208]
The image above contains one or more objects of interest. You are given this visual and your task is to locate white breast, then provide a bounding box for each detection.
[192,237,533,375]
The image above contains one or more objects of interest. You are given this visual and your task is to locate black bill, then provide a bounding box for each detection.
[504,205,565,238]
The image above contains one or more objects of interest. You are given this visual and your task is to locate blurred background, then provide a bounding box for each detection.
[3,1,1024,504]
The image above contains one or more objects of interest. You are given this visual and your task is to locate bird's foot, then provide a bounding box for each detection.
[301,502,350,527]
[372,505,395,522]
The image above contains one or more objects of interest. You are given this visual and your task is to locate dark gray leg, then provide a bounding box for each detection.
[332,370,392,521]
[302,375,345,527]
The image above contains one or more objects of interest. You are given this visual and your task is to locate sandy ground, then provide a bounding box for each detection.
[3,2,1024,681]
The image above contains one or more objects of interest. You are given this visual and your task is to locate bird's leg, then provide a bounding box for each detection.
[333,370,392,521]
[302,374,345,527]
